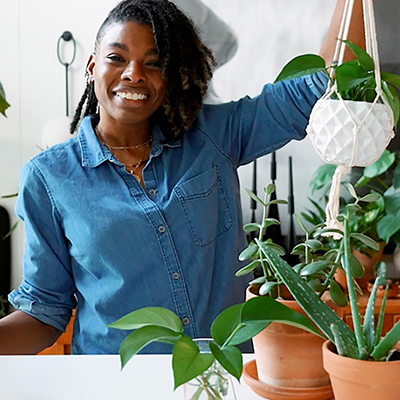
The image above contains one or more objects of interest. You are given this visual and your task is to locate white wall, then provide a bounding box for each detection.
[0,0,396,289]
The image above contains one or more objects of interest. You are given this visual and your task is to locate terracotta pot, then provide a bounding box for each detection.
[335,245,385,291]
[322,340,400,400]
[245,286,333,400]
[367,278,400,298]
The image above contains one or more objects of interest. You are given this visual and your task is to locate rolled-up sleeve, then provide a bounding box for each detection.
[8,160,76,332]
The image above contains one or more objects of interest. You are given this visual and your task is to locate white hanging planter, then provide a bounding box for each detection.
[307,98,394,167]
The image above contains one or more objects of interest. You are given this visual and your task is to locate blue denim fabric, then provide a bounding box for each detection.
[9,72,327,354]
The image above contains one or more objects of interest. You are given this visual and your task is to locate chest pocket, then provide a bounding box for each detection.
[174,166,232,246]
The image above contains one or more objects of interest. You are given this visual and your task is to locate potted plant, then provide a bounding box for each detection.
[304,148,400,288]
[255,189,400,400]
[107,292,320,399]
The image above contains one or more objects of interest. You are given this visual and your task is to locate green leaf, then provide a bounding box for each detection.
[350,233,380,251]
[345,183,358,199]
[274,54,326,83]
[371,318,400,360]
[309,164,336,193]
[300,260,335,277]
[211,303,268,347]
[307,279,325,292]
[235,260,260,277]
[172,336,214,389]
[209,343,242,381]
[255,239,359,357]
[348,254,365,279]
[363,150,395,179]
[359,192,382,203]
[264,241,286,256]
[304,239,324,251]
[243,223,261,233]
[245,188,266,207]
[341,40,374,71]
[241,296,324,338]
[394,162,400,189]
[0,81,10,117]
[259,281,279,296]
[119,326,182,368]
[266,199,288,206]
[249,276,267,286]
[108,307,183,332]
[335,60,372,92]
[382,81,400,126]
[381,72,400,91]
[329,280,348,307]
[261,218,280,229]
[264,183,275,196]
[377,214,400,243]
[238,243,258,261]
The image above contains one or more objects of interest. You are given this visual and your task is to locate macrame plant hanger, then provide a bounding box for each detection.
[306,0,395,238]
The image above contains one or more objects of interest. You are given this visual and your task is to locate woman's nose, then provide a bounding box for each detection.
[121,62,145,83]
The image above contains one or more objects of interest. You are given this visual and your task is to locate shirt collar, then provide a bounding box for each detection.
[79,115,182,168]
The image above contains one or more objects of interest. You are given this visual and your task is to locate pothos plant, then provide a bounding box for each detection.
[304,148,400,255]
[257,195,400,362]
[274,40,400,126]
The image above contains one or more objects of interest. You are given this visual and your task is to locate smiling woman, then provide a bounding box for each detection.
[0,0,365,356]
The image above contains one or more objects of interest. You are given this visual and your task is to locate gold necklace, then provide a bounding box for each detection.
[95,128,151,184]
[95,126,152,150]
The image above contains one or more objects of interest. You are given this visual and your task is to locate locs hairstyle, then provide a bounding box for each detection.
[70,0,216,140]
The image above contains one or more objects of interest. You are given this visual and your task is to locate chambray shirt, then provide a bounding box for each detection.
[9,72,327,354]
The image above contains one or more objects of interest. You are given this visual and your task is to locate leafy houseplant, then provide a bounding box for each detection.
[0,81,10,117]
[274,40,400,126]
[255,194,400,398]
[108,297,321,395]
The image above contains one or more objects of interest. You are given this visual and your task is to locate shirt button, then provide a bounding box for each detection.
[172,272,180,280]
[148,189,157,196]
[182,317,190,325]
[158,225,166,233]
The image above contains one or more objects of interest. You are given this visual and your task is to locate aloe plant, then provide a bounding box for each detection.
[257,197,400,361]
[275,40,400,126]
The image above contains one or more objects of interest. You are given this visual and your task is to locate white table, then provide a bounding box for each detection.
[0,353,263,399]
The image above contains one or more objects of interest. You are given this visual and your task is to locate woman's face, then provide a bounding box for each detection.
[87,22,168,131]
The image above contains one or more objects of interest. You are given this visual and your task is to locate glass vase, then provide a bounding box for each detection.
[183,338,235,400]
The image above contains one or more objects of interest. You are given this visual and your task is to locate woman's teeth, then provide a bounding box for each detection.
[117,92,147,100]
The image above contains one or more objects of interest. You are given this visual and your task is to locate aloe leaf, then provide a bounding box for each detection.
[363,274,381,353]
[240,296,324,338]
[119,326,183,368]
[331,323,346,356]
[371,318,400,360]
[374,285,389,346]
[172,336,214,389]
[210,343,242,381]
[274,54,326,83]
[108,307,183,332]
[255,239,358,357]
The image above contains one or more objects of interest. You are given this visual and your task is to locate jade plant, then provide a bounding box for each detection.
[257,194,400,361]
[236,184,351,307]
[274,40,400,125]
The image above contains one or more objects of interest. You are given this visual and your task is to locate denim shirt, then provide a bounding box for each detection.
[9,72,327,354]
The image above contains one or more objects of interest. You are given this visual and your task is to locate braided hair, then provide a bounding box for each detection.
[70,0,216,140]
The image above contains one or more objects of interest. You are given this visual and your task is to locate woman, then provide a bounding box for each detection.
[0,0,365,354]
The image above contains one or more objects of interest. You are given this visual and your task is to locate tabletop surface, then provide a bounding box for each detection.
[0,353,264,400]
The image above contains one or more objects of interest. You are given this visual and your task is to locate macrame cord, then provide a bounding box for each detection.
[307,0,395,239]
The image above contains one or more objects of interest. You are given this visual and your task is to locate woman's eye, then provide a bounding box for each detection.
[107,55,124,62]
[147,61,162,68]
